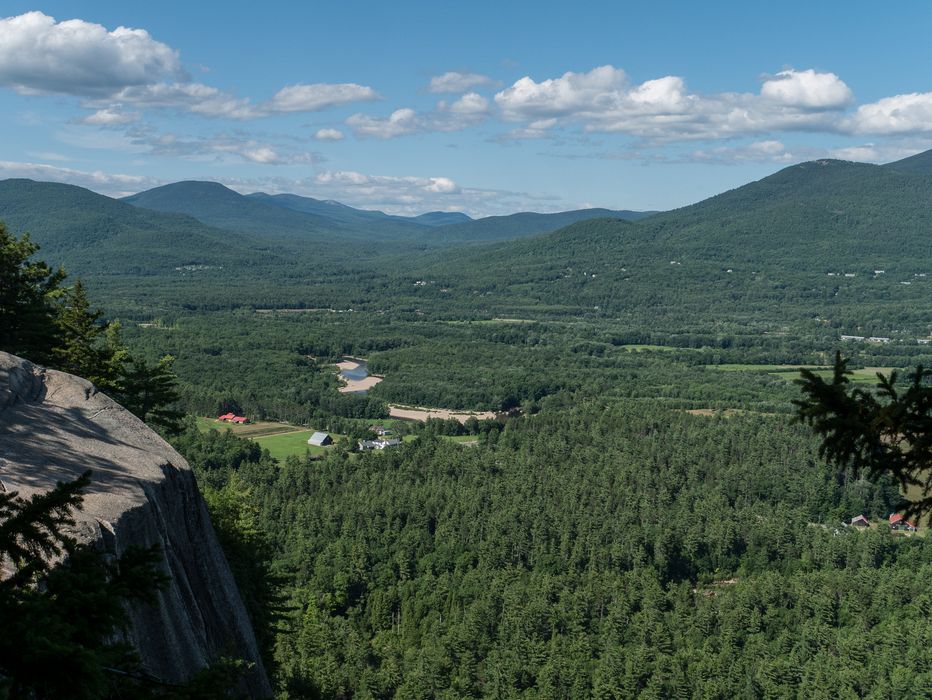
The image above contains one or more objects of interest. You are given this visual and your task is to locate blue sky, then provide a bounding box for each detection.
[3,1,932,215]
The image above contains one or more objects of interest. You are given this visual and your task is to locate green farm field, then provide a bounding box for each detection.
[194,416,298,438]
[253,430,345,461]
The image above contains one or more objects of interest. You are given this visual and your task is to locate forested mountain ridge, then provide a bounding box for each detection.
[123,180,381,241]
[247,191,471,229]
[428,207,656,243]
[0,178,283,275]
[416,158,932,298]
[128,181,653,245]
[884,148,932,174]
[529,158,932,265]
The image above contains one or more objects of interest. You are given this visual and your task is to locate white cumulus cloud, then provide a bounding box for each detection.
[314,128,345,141]
[0,159,162,196]
[0,12,379,121]
[79,105,141,126]
[428,71,495,93]
[844,92,932,134]
[346,108,422,139]
[263,83,379,113]
[493,65,857,141]
[495,65,628,121]
[346,93,490,139]
[760,69,853,109]
[424,176,460,193]
[0,11,182,96]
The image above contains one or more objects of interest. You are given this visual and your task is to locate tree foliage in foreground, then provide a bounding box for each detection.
[0,471,250,699]
[0,222,182,433]
[796,352,932,523]
[0,470,166,698]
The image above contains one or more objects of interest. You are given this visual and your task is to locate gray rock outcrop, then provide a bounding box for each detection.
[0,352,272,697]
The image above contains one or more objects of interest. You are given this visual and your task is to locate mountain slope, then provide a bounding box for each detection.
[245,191,437,238]
[407,158,932,322]
[0,179,278,275]
[134,183,651,244]
[411,211,473,226]
[475,158,932,268]
[124,181,367,241]
[884,148,932,174]
[430,207,656,243]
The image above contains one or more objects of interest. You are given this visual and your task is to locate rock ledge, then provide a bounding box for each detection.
[0,352,271,697]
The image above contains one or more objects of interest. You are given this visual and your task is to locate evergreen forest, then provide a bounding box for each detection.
[2,151,932,697]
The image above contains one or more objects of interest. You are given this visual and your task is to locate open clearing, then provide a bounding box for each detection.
[388,404,498,423]
[620,344,680,352]
[335,358,384,393]
[195,416,299,438]
[253,430,344,461]
[706,363,829,372]
[705,364,895,384]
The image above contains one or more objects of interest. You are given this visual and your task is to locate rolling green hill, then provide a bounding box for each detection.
[883,148,932,174]
[248,192,471,230]
[0,178,281,276]
[430,207,656,243]
[400,158,932,334]
[411,210,473,226]
[428,158,932,276]
[123,181,374,242]
[130,182,652,245]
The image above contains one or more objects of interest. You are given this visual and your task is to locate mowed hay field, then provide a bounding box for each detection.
[706,364,896,384]
[195,416,297,438]
[196,417,343,461]
[254,430,344,461]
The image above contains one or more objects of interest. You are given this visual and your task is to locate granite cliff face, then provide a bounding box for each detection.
[0,352,272,697]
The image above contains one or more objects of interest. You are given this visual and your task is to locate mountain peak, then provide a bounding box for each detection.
[883,148,932,174]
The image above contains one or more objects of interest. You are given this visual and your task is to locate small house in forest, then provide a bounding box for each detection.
[358,438,401,451]
[308,432,333,447]
[889,513,918,532]
[850,515,870,527]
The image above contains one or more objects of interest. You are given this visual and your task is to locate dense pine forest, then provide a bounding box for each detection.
[2,152,932,697]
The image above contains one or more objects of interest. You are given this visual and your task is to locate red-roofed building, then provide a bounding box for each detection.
[218,412,236,421]
[889,513,918,532]
[231,416,248,424]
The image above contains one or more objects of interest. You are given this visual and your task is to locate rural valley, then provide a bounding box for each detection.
[1,4,931,698]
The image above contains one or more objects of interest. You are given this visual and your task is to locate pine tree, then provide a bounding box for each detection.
[0,222,66,363]
[0,471,167,698]
[117,354,184,433]
[51,279,116,388]
[795,352,932,522]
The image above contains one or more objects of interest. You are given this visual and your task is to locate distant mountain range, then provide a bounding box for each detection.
[0,179,279,275]
[3,148,932,295]
[412,151,932,290]
[246,191,472,228]
[123,180,653,243]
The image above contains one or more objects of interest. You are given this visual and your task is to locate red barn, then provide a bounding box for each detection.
[218,412,236,421]
[231,416,248,424]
